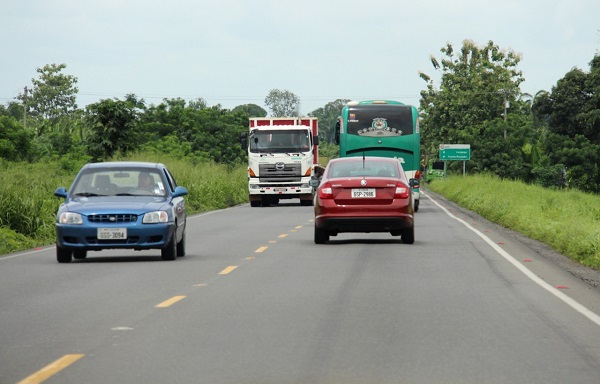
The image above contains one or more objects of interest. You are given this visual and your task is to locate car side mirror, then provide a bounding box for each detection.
[173,186,188,198]
[309,178,320,188]
[54,187,68,198]
[409,178,420,188]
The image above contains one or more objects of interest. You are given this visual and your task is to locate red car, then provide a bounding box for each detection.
[309,156,415,244]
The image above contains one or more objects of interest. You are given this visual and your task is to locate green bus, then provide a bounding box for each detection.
[334,100,421,210]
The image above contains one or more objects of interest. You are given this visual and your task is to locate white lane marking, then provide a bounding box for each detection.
[424,192,600,327]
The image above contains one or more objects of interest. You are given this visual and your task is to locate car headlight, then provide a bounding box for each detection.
[59,212,83,224]
[142,211,169,223]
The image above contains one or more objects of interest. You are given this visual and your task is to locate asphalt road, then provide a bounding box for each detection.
[2,190,600,384]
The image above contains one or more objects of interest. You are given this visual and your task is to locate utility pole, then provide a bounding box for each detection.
[23,86,28,129]
[499,89,508,139]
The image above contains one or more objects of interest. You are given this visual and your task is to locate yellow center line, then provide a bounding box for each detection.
[295,226,303,229]
[17,354,85,384]
[255,246,269,253]
[155,295,186,308]
[278,234,288,238]
[219,265,238,275]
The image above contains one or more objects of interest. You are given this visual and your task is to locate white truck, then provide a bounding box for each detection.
[240,117,320,207]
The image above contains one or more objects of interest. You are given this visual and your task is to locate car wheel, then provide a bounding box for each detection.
[414,199,419,212]
[314,226,329,244]
[401,226,415,244]
[56,246,73,263]
[73,250,87,259]
[161,233,177,260]
[176,228,186,257]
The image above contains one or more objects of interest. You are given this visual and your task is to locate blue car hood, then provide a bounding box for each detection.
[64,196,170,215]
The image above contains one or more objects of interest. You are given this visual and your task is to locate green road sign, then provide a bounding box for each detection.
[439,144,470,161]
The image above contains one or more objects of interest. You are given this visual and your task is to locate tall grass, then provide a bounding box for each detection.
[0,154,249,255]
[427,174,600,270]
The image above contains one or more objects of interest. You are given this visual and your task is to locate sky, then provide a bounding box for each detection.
[1,0,599,116]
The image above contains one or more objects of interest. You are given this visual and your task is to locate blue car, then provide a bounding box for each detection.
[54,162,188,263]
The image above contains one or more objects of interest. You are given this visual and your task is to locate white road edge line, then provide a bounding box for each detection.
[424,192,600,327]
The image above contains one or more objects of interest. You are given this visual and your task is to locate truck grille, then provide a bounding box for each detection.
[258,163,302,182]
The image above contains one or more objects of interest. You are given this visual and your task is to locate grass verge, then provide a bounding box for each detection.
[427,174,600,270]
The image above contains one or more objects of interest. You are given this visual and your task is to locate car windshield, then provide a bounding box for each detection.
[71,169,167,197]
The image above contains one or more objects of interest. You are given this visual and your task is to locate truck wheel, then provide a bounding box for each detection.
[57,246,73,263]
[414,199,419,212]
[261,198,270,207]
[300,199,313,206]
[314,226,329,244]
[250,200,260,207]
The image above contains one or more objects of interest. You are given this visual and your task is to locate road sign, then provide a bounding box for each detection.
[439,144,471,161]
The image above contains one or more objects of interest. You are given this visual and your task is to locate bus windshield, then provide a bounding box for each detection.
[347,105,414,137]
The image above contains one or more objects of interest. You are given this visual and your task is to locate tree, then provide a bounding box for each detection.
[232,104,267,117]
[534,54,600,192]
[17,64,79,135]
[0,116,34,161]
[264,89,300,117]
[308,99,350,143]
[85,98,141,161]
[418,40,528,177]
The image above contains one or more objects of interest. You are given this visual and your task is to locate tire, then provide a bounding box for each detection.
[414,199,419,212]
[300,199,313,206]
[56,246,73,263]
[161,233,177,260]
[250,200,261,207]
[314,226,329,244]
[73,250,87,259]
[176,228,186,257]
[401,226,415,244]
[261,198,270,207]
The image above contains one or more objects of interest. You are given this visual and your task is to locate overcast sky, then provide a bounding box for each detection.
[1,0,598,115]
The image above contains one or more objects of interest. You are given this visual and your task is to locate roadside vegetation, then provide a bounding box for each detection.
[427,175,600,270]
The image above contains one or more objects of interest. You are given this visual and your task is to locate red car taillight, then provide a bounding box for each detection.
[395,183,410,199]
[319,182,333,199]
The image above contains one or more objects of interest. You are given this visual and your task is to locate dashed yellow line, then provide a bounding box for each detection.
[219,266,238,275]
[17,354,85,384]
[155,295,186,308]
[255,246,269,253]
[278,234,288,238]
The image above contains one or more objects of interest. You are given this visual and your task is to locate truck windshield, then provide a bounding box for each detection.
[249,129,310,153]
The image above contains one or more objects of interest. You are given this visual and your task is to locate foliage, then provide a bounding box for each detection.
[0,116,34,161]
[140,99,248,164]
[309,99,350,143]
[428,175,600,270]
[16,63,79,135]
[84,97,143,161]
[534,54,600,192]
[264,89,300,117]
[419,40,526,168]
[232,103,267,117]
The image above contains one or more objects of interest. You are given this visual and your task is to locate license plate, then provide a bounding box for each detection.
[97,228,127,240]
[274,187,286,193]
[352,188,376,198]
